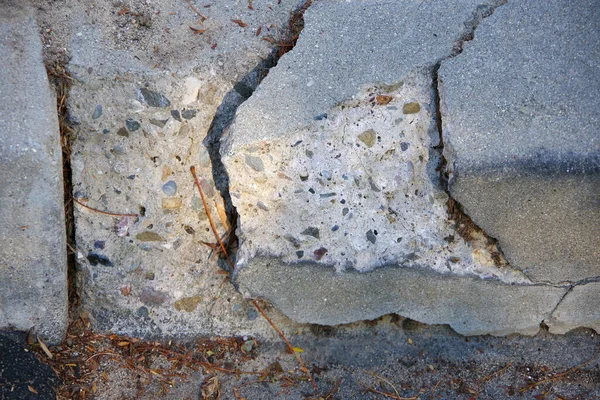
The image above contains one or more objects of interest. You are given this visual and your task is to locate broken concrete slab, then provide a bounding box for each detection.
[224,0,496,149]
[227,70,525,283]
[439,0,600,283]
[67,0,307,339]
[0,3,68,344]
[547,282,600,335]
[220,0,579,336]
[237,260,566,336]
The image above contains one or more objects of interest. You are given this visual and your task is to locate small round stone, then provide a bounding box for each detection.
[162,180,177,195]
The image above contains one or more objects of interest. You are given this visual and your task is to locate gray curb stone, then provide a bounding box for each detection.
[0,2,68,344]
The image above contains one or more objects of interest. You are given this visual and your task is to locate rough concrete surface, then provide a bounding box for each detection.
[62,0,308,340]
[0,2,67,344]
[547,282,600,335]
[439,0,600,283]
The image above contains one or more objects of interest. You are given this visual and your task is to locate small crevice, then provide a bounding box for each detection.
[431,1,513,272]
[203,1,313,269]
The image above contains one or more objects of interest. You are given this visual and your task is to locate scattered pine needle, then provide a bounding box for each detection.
[73,197,138,218]
[519,344,600,393]
[479,361,513,383]
[190,166,234,270]
[37,336,53,359]
[362,371,417,400]
[184,0,207,21]
[252,299,318,393]
[231,19,248,28]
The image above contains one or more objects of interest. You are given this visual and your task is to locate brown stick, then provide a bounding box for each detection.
[73,197,138,217]
[184,0,207,21]
[252,299,318,393]
[190,166,235,270]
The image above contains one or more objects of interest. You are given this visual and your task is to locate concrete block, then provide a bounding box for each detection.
[67,0,305,339]
[439,0,600,283]
[0,3,67,344]
[547,282,600,334]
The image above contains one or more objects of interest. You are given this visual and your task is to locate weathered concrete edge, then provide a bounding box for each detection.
[0,2,68,344]
[235,260,568,336]
[546,280,600,334]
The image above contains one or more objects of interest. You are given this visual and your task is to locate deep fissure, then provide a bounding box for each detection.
[203,1,312,270]
[431,0,512,270]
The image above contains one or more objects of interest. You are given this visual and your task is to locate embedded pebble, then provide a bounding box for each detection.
[366,229,377,244]
[92,104,103,119]
[358,129,376,147]
[126,119,141,131]
[136,231,165,242]
[181,109,198,120]
[403,101,421,114]
[112,145,126,155]
[87,252,113,267]
[140,287,169,306]
[244,154,264,172]
[302,227,320,239]
[162,180,177,195]
[400,142,410,151]
[313,247,328,260]
[174,295,202,312]
[139,88,171,108]
[137,306,149,318]
[162,198,182,210]
[296,250,304,258]
[171,109,182,122]
[117,127,129,137]
[150,118,168,127]
[94,240,105,249]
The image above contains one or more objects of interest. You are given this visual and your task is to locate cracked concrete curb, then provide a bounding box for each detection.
[217,0,591,336]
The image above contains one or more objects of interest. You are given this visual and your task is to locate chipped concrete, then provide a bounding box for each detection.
[227,70,525,283]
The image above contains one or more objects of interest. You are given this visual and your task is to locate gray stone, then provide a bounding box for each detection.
[237,261,566,336]
[439,0,600,283]
[0,3,67,344]
[547,282,600,334]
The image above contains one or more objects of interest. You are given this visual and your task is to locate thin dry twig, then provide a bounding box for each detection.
[479,361,513,384]
[190,166,235,270]
[364,371,417,400]
[519,344,600,393]
[252,299,318,393]
[73,197,138,218]
[184,0,207,21]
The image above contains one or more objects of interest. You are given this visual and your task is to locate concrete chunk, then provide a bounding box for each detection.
[439,0,600,283]
[0,3,67,344]
[238,260,566,336]
[546,282,600,334]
